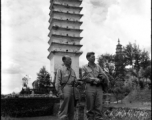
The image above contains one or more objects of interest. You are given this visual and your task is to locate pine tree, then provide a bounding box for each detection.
[36,66,52,90]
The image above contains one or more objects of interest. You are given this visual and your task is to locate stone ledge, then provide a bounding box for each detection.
[75,104,151,120]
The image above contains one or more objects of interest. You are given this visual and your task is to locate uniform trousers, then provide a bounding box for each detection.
[85,83,103,120]
[58,85,74,120]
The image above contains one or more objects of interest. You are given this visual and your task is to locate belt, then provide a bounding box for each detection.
[86,82,102,87]
[66,84,74,87]
[61,82,74,87]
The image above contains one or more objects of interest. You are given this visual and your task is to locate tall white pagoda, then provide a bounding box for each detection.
[48,0,83,80]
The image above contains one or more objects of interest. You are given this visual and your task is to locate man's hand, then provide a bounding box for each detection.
[90,77,95,81]
[90,78,100,84]
[75,81,83,88]
[94,78,100,84]
[98,74,106,82]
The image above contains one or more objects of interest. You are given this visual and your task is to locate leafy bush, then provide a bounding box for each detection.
[1,97,59,117]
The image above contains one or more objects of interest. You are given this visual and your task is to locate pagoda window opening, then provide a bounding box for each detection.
[66,50,68,52]
[67,34,68,36]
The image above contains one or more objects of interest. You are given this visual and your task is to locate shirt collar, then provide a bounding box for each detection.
[88,62,97,68]
[63,64,71,70]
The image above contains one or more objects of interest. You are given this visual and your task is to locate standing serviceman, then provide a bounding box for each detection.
[55,55,77,120]
[82,52,109,120]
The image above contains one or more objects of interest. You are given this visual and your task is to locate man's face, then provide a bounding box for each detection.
[64,57,72,67]
[88,54,95,63]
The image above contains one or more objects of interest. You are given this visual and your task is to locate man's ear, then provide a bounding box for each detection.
[62,56,66,62]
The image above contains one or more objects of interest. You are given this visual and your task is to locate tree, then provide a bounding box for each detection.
[36,66,52,93]
[133,43,142,72]
[140,50,150,69]
[98,54,116,91]
[111,76,125,103]
[98,53,115,69]
[145,66,151,80]
[123,43,134,67]
[143,65,151,82]
[123,42,150,70]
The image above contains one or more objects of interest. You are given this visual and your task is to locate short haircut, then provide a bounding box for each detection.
[62,55,71,62]
[86,52,95,59]
[62,56,66,62]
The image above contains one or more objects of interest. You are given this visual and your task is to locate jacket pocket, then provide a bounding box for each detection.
[61,74,69,84]
[69,74,76,83]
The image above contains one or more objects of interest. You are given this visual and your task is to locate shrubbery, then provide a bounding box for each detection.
[1,97,60,117]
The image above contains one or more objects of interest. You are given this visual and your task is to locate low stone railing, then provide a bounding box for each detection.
[73,104,151,120]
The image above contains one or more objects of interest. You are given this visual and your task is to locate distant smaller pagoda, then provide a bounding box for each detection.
[115,39,125,77]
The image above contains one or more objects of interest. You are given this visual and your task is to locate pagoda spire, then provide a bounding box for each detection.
[116,38,122,54]
[118,38,120,44]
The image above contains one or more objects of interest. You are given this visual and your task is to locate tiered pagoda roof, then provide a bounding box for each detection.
[48,0,83,58]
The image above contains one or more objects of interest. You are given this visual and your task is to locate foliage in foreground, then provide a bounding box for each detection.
[1,97,59,117]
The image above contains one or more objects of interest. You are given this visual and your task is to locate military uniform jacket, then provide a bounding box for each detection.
[55,65,76,94]
[82,63,109,84]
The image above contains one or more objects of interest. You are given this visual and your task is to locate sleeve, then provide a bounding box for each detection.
[73,70,77,83]
[55,69,62,94]
[81,66,94,83]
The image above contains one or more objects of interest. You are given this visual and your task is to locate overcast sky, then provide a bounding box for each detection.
[2,0,151,94]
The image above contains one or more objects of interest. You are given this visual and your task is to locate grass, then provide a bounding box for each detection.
[106,102,151,110]
[106,88,151,110]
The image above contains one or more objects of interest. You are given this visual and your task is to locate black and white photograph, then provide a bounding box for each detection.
[1,0,151,120]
